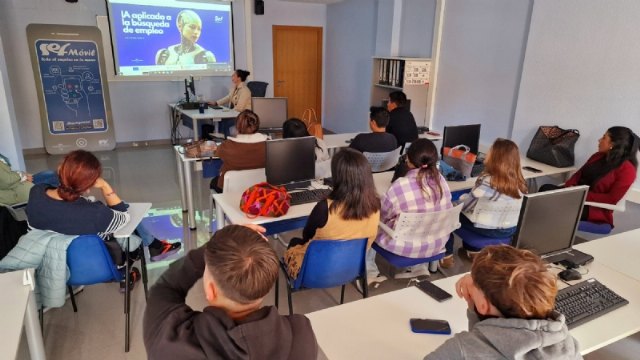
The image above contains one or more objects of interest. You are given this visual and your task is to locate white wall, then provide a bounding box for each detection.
[512,0,640,184]
[0,32,25,170]
[252,0,326,98]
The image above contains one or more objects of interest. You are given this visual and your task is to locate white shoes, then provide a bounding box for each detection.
[367,273,388,287]
[395,264,430,279]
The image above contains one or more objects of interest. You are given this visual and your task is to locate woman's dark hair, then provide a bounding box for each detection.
[329,148,380,220]
[235,110,260,134]
[388,91,407,107]
[407,139,443,198]
[235,69,250,82]
[580,126,639,187]
[282,118,310,138]
[57,150,102,202]
[369,106,390,128]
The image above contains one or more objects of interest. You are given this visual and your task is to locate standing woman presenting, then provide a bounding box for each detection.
[209,69,252,137]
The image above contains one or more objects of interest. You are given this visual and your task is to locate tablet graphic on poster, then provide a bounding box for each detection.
[28,24,116,154]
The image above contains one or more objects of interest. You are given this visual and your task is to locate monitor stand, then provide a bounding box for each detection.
[283,180,311,192]
[545,249,594,268]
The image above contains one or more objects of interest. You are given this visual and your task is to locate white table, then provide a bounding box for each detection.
[575,229,640,281]
[0,269,45,360]
[324,132,443,153]
[170,104,239,140]
[174,145,219,230]
[307,260,640,359]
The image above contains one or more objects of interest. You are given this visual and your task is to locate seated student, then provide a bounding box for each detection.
[441,139,527,268]
[541,126,639,228]
[425,245,581,360]
[144,224,318,359]
[349,107,398,153]
[211,110,268,192]
[0,153,58,205]
[284,148,380,279]
[283,117,330,162]
[367,139,453,283]
[385,91,419,147]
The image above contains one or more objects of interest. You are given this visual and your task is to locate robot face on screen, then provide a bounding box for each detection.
[177,10,202,45]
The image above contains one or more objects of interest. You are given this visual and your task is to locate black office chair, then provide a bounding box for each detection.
[246,81,269,97]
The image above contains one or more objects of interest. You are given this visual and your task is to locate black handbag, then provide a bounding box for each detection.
[526,126,580,168]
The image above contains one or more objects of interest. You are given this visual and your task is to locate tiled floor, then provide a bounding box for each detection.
[18,145,640,359]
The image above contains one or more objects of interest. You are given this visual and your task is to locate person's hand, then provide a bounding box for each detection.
[93,177,109,189]
[242,224,269,241]
[26,174,33,182]
[455,274,475,309]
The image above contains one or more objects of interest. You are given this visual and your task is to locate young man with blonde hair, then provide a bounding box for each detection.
[425,245,582,359]
[144,224,317,359]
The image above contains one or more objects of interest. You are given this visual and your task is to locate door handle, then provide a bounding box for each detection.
[276,80,285,84]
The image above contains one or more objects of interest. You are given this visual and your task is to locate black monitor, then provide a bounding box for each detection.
[441,124,481,155]
[512,186,588,258]
[265,137,316,186]
[252,97,288,130]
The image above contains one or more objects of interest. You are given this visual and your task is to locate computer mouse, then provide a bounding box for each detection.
[558,269,582,281]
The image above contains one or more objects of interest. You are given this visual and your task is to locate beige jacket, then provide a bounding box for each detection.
[216,82,252,112]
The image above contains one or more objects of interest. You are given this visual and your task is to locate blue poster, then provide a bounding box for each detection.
[35,40,108,135]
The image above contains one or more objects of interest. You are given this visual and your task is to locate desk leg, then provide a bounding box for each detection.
[193,119,200,141]
[216,201,225,231]
[176,151,187,212]
[184,161,196,230]
[214,121,219,135]
[24,292,46,360]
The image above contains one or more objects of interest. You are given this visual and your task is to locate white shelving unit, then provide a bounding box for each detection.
[371,56,432,128]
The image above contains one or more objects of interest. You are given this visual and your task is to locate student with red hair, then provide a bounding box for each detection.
[26,151,181,283]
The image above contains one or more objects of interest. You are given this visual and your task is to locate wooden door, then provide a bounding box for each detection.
[273,26,323,120]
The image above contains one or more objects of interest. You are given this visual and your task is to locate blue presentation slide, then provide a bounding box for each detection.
[36,39,108,135]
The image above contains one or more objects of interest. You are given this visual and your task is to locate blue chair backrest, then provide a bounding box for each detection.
[67,235,122,286]
[293,238,367,290]
[247,81,269,97]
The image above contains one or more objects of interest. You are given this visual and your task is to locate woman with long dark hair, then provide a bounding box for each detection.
[284,148,381,279]
[546,126,639,227]
[367,139,452,283]
[282,118,330,162]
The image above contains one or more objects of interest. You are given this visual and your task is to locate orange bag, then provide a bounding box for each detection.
[302,108,323,139]
[240,183,290,218]
[442,145,477,178]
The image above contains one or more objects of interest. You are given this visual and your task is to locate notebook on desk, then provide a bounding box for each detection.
[512,186,594,267]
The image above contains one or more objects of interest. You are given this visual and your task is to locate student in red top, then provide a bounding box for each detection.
[542,126,639,227]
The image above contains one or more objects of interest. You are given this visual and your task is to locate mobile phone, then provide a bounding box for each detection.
[415,281,453,302]
[523,166,542,173]
[410,318,452,335]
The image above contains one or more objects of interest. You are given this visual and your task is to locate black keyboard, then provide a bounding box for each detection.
[289,189,331,206]
[554,278,628,329]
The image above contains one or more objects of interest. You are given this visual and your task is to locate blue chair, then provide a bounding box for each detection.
[66,235,148,352]
[455,227,512,252]
[372,243,444,272]
[455,198,521,252]
[246,81,269,97]
[275,238,368,315]
[577,221,612,235]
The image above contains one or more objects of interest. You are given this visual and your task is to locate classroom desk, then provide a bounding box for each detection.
[174,145,219,230]
[170,104,239,140]
[307,260,640,359]
[0,269,45,360]
[575,229,640,281]
[324,132,442,153]
[373,156,576,196]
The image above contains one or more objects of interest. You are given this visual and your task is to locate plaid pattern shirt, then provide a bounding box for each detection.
[458,175,521,229]
[376,169,453,258]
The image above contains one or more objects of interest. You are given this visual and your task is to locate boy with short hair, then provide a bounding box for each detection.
[425,245,582,360]
[349,106,398,153]
[144,224,318,360]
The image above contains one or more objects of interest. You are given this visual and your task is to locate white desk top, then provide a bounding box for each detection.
[114,202,151,239]
[0,270,32,360]
[307,260,640,359]
[173,145,220,163]
[170,103,239,120]
[213,192,317,226]
[575,229,640,281]
[324,132,442,150]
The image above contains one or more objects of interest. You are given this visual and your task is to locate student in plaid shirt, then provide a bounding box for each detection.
[367,139,453,283]
[441,139,527,268]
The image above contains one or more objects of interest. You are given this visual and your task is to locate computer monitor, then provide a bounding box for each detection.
[441,124,481,155]
[512,186,588,258]
[265,137,316,186]
[252,97,288,130]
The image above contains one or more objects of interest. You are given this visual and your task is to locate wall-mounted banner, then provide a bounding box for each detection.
[27,24,116,154]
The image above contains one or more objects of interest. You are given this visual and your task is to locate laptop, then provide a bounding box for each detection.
[512,186,594,267]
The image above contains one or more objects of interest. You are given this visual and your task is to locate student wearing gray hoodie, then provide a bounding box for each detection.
[425,245,582,360]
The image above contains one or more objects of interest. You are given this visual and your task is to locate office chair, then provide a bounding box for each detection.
[577,188,630,235]
[454,198,522,252]
[363,147,402,173]
[275,238,368,315]
[246,81,269,97]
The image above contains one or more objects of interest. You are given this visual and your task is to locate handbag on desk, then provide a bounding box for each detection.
[240,182,290,218]
[302,108,324,139]
[442,145,477,178]
[182,140,217,158]
[526,126,580,168]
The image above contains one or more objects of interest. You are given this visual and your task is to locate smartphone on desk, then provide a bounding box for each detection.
[415,281,453,302]
[523,166,542,173]
[410,318,452,335]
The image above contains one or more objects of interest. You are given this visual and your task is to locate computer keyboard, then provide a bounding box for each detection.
[289,189,332,206]
[554,278,628,329]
